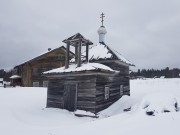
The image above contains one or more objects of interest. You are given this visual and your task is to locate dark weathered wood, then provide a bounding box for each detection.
[65,43,70,69]
[75,45,78,63]
[45,37,130,113]
[46,68,130,113]
[77,40,82,67]
[64,84,77,111]
[86,44,89,62]
[14,46,73,87]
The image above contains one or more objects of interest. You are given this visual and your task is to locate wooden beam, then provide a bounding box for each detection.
[75,45,78,64]
[77,40,82,67]
[65,42,70,69]
[86,44,89,62]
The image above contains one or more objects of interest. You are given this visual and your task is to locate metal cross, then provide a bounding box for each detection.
[100,12,105,26]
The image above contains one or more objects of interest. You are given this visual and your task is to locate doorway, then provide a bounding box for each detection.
[63,84,77,111]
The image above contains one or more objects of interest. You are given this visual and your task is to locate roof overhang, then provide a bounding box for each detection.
[44,70,119,78]
[10,75,21,79]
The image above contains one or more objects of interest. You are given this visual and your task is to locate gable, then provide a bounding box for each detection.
[15,46,74,67]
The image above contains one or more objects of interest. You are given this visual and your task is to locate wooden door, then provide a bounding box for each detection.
[63,84,77,111]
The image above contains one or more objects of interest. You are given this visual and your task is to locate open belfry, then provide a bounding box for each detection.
[63,33,93,68]
[44,13,134,113]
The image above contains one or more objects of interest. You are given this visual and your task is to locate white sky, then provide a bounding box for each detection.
[0,0,180,71]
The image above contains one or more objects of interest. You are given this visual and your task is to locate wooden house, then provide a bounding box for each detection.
[44,31,134,113]
[13,46,74,87]
[44,14,134,113]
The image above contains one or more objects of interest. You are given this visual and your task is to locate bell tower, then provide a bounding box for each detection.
[63,33,93,69]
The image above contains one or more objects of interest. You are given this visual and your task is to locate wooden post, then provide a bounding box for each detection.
[77,40,82,67]
[86,44,89,63]
[75,45,78,64]
[65,42,70,69]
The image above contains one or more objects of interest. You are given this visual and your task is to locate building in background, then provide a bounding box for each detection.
[44,13,134,113]
[12,46,74,87]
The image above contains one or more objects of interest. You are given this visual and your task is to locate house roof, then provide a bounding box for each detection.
[15,46,74,67]
[43,63,117,74]
[70,43,134,66]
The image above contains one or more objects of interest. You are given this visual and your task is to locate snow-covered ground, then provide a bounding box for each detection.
[0,78,180,135]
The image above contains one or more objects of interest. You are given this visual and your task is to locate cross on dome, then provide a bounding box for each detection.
[100,12,105,26]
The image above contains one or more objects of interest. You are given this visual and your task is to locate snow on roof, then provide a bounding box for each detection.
[70,43,134,66]
[0,78,3,81]
[43,63,116,74]
[108,46,133,65]
[10,75,21,79]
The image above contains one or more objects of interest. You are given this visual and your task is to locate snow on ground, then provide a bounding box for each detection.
[141,92,179,116]
[0,87,91,135]
[0,78,180,135]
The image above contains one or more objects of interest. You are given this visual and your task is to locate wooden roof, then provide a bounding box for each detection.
[15,46,74,67]
[62,33,93,46]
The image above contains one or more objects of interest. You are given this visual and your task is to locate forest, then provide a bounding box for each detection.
[133,67,180,78]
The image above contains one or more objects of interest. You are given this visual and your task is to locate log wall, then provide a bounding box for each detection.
[15,48,70,87]
[46,69,130,113]
[47,75,97,113]
[95,73,130,113]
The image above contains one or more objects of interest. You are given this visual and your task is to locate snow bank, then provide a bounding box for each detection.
[1,78,180,135]
[0,87,91,135]
[98,95,132,118]
[141,92,180,116]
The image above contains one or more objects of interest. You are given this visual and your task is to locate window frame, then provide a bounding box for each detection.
[104,86,110,100]
[120,85,123,96]
[43,81,48,87]
[33,82,39,87]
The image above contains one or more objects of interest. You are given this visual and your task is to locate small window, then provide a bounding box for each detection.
[56,55,65,60]
[105,86,109,100]
[43,81,48,87]
[120,85,123,96]
[33,82,39,87]
[32,68,38,74]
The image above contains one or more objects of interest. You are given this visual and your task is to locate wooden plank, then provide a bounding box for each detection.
[77,40,82,67]
[77,101,96,106]
[75,45,78,63]
[77,93,96,98]
[86,44,89,62]
[78,82,96,89]
[65,43,70,69]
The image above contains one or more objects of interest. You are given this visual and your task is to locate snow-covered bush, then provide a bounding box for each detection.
[141,92,180,116]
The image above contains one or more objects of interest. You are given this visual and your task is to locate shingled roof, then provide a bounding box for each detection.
[62,33,93,45]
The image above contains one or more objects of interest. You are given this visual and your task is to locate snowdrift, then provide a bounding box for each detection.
[141,92,180,116]
[0,78,180,135]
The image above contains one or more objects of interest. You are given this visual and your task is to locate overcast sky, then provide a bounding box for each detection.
[0,0,180,71]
